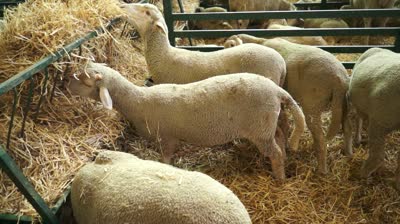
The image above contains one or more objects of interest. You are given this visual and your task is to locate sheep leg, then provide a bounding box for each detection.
[254,139,285,180]
[342,110,353,157]
[360,121,386,178]
[306,114,328,174]
[362,18,372,45]
[160,139,178,164]
[355,117,363,146]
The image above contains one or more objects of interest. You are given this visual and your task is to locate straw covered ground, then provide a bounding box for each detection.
[0,0,399,223]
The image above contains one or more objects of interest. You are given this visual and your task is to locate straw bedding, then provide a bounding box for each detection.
[0,0,399,223]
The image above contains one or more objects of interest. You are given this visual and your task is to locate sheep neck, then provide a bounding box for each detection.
[105,75,145,119]
[143,26,172,70]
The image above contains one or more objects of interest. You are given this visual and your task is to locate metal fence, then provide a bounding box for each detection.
[0,18,121,224]
[162,0,400,69]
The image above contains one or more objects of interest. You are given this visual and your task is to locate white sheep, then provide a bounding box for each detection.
[266,22,328,46]
[348,48,400,189]
[188,6,235,30]
[304,18,350,44]
[71,150,252,224]
[68,62,306,180]
[224,35,352,174]
[120,3,286,87]
[229,0,304,28]
[341,0,396,44]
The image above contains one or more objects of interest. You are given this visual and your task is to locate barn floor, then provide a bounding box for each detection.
[0,0,399,223]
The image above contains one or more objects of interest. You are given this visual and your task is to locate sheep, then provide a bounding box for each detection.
[266,22,328,46]
[188,6,235,30]
[304,18,350,44]
[224,35,352,174]
[228,0,304,28]
[120,3,286,87]
[387,0,400,27]
[348,48,400,189]
[71,150,252,224]
[68,62,306,180]
[340,0,396,44]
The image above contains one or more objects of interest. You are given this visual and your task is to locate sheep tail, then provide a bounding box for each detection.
[280,90,306,151]
[326,89,347,141]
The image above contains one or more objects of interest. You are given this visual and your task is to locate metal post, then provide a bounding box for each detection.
[321,0,328,10]
[163,0,176,46]
[395,31,400,53]
[0,146,58,224]
[177,0,193,46]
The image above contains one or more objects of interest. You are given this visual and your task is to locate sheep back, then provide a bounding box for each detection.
[71,150,252,224]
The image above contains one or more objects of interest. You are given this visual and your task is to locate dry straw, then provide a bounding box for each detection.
[0,0,399,223]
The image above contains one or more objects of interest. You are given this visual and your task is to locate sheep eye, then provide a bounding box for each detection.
[145,11,150,16]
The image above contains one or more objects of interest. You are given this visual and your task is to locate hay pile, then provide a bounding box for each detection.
[0,0,400,223]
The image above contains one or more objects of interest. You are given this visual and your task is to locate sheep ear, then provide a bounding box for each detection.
[155,19,168,35]
[99,87,113,110]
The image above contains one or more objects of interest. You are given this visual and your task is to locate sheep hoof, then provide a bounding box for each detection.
[316,166,328,175]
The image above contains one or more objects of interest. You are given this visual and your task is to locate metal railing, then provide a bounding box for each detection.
[163,0,400,69]
[0,17,121,224]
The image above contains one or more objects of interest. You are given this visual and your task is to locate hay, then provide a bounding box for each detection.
[1,0,400,223]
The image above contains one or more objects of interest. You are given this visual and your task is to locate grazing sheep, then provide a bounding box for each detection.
[304,18,350,44]
[225,35,352,174]
[188,7,235,30]
[341,0,396,44]
[266,22,328,46]
[120,3,286,87]
[348,48,400,189]
[71,150,252,224]
[68,62,306,180]
[229,0,304,28]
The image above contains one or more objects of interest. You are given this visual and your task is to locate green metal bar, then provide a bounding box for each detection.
[175,27,400,38]
[181,45,396,53]
[343,62,355,69]
[19,77,35,138]
[395,31,400,53]
[33,67,49,120]
[0,146,58,224]
[163,0,175,46]
[6,88,17,150]
[0,17,121,96]
[177,0,193,46]
[49,68,60,103]
[0,214,33,224]
[172,9,400,21]
[294,2,347,9]
[52,186,71,215]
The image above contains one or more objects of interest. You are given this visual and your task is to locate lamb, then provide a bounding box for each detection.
[68,62,306,180]
[266,22,328,46]
[224,35,352,174]
[340,0,396,44]
[71,150,252,224]
[348,48,400,189]
[120,3,286,87]
[228,0,304,28]
[304,18,350,44]
[188,6,235,30]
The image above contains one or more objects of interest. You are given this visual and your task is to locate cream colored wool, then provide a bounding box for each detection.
[266,23,328,46]
[120,3,286,87]
[304,18,350,44]
[228,0,303,28]
[224,35,352,174]
[341,0,396,44]
[68,62,306,180]
[71,150,252,224]
[348,48,400,189]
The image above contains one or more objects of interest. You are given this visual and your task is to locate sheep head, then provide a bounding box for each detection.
[120,3,168,36]
[224,35,243,48]
[68,62,113,110]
